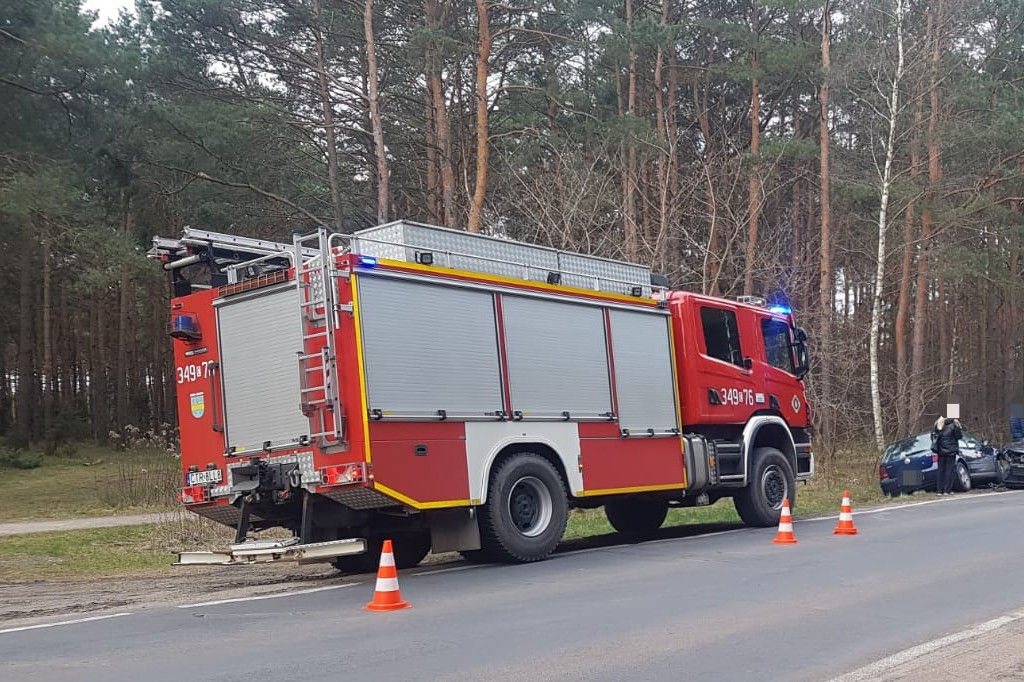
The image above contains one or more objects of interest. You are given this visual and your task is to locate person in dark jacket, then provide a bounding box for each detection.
[933,415,962,495]
[1010,415,1024,444]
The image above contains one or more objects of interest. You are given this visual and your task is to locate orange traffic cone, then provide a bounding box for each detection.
[364,539,411,612]
[773,498,798,544]
[833,489,859,535]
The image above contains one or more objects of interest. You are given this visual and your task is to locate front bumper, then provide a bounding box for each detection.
[1004,464,1024,488]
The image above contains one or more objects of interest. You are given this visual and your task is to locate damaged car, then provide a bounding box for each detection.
[879,431,1009,496]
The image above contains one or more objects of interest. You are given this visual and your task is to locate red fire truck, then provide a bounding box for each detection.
[149,221,813,570]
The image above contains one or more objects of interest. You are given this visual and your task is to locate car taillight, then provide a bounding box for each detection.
[879,465,888,480]
[320,463,365,487]
[178,485,210,505]
[931,454,939,463]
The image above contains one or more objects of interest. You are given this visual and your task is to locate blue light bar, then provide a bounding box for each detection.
[769,305,792,316]
[358,256,378,267]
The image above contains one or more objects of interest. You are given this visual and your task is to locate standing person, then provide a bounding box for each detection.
[1010,410,1024,445]
[932,415,962,495]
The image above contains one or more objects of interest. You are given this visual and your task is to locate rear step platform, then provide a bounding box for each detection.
[175,537,366,566]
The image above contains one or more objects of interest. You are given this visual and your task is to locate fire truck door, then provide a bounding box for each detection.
[693,304,758,423]
[758,317,803,422]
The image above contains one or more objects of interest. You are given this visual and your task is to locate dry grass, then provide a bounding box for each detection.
[0,508,238,582]
[0,445,180,521]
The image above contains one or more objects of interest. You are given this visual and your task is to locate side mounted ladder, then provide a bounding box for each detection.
[293,228,346,449]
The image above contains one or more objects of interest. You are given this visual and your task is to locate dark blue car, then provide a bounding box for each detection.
[878,431,1009,496]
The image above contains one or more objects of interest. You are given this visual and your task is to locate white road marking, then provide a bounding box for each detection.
[801,489,1021,523]
[827,609,1024,682]
[0,612,132,635]
[177,583,358,609]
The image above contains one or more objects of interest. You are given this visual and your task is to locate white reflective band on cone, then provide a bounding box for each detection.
[379,552,396,568]
[778,523,793,532]
[840,511,853,521]
[374,577,400,592]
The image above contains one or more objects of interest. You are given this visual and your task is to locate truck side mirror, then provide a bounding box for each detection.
[743,357,753,370]
[794,326,807,343]
[793,341,810,380]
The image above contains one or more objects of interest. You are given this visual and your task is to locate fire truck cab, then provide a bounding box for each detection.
[151,221,812,569]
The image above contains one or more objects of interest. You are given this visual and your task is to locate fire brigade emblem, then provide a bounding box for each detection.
[791,395,801,413]
[190,392,206,419]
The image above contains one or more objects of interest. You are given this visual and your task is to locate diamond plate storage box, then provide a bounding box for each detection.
[350,221,652,295]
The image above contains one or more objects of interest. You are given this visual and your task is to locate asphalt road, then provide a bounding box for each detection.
[2,491,1023,682]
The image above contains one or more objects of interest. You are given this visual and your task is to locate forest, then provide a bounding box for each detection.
[1,0,1023,455]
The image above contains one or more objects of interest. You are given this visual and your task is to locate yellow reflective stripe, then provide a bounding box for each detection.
[350,274,372,464]
[666,317,688,488]
[578,483,683,497]
[372,481,471,510]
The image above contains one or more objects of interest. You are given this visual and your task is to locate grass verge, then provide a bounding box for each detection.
[0,444,179,521]
[0,511,232,582]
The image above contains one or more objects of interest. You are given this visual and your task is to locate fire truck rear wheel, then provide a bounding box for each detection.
[733,447,796,527]
[332,532,432,574]
[604,498,669,535]
[478,452,568,563]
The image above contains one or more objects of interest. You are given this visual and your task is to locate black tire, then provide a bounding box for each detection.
[733,447,796,527]
[605,498,669,535]
[996,458,1010,485]
[954,461,971,493]
[477,452,568,563]
[458,548,493,564]
[332,546,378,575]
[332,531,432,574]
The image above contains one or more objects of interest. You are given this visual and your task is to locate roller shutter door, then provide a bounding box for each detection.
[501,296,612,418]
[357,275,503,417]
[608,309,679,434]
[217,285,308,452]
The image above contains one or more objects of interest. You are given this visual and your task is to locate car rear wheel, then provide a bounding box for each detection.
[954,461,971,492]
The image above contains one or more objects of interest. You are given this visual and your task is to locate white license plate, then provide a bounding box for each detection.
[187,469,223,486]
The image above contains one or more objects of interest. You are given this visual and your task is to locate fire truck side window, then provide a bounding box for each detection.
[700,306,743,367]
[761,318,795,374]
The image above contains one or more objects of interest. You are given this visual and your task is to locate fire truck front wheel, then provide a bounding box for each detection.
[478,452,569,563]
[733,447,796,527]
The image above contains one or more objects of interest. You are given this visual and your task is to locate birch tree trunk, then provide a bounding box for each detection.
[870,0,907,449]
